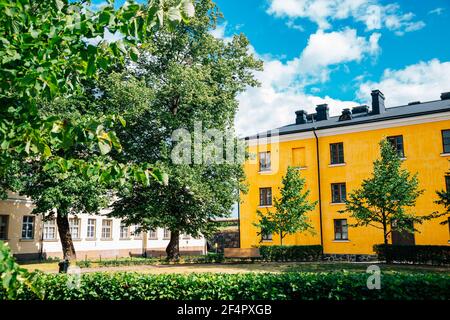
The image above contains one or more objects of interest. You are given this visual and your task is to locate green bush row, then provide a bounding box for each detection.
[3,272,449,300]
[259,245,323,262]
[74,253,225,268]
[374,245,450,265]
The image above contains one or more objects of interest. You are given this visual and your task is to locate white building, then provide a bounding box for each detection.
[0,193,207,261]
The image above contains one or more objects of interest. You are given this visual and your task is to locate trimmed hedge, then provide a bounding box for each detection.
[374,245,450,265]
[259,245,323,262]
[2,272,450,300]
[74,253,225,269]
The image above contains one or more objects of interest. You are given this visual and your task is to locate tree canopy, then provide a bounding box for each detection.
[340,139,426,247]
[106,0,262,259]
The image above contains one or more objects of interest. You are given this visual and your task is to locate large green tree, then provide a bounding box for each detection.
[340,139,426,248]
[254,166,317,245]
[433,168,450,225]
[106,0,262,259]
[0,0,193,260]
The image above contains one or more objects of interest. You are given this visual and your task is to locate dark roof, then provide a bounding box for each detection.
[245,98,450,140]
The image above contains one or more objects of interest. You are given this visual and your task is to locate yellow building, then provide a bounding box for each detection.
[240,90,450,256]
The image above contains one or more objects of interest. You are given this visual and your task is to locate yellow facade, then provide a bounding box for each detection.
[240,111,450,255]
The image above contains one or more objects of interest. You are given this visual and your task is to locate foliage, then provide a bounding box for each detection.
[0,241,41,300]
[255,167,317,245]
[105,0,262,258]
[2,271,450,300]
[0,0,192,183]
[433,169,450,225]
[340,139,426,246]
[374,244,450,266]
[258,245,323,262]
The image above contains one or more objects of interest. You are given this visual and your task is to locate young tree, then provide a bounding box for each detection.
[106,0,262,259]
[433,169,450,225]
[254,166,317,245]
[340,139,426,248]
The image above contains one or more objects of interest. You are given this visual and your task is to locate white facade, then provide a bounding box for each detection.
[0,193,207,260]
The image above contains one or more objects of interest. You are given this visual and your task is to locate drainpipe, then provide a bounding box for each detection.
[237,202,241,248]
[313,127,324,252]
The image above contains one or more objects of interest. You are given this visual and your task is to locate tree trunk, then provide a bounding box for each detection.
[56,213,76,261]
[166,229,180,261]
[382,217,392,264]
[280,231,283,246]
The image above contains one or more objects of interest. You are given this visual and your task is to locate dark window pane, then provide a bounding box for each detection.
[259,187,272,206]
[387,135,405,157]
[259,152,271,171]
[331,183,346,203]
[445,176,450,193]
[443,130,450,153]
[330,143,344,164]
[334,219,348,240]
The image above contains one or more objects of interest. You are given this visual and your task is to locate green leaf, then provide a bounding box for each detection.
[98,140,112,155]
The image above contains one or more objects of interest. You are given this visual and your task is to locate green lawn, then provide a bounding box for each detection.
[19,260,450,274]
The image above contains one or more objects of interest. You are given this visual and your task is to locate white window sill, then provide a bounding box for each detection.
[43,239,59,242]
[330,202,346,206]
[333,240,350,243]
[258,205,273,208]
[19,239,34,242]
[258,170,272,174]
[328,163,346,167]
[261,240,273,243]
[293,166,308,170]
[441,153,450,157]
[400,157,407,161]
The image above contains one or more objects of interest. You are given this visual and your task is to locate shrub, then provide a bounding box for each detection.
[373,245,450,265]
[1,272,449,300]
[259,245,323,262]
[76,260,92,268]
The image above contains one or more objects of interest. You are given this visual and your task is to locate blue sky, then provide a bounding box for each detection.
[94,0,450,136]
[210,0,450,136]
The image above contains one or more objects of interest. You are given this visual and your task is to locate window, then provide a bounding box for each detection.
[101,219,113,239]
[21,216,34,239]
[259,151,271,172]
[331,183,346,203]
[334,219,348,240]
[163,228,171,239]
[330,143,344,164]
[87,219,96,239]
[120,222,130,239]
[132,225,142,238]
[43,219,56,240]
[387,135,405,158]
[259,187,272,206]
[292,147,306,167]
[442,130,450,154]
[446,176,450,193]
[69,218,80,239]
[0,215,8,240]
[148,229,158,240]
[261,229,272,241]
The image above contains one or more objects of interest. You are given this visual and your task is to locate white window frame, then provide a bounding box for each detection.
[101,219,113,240]
[21,216,34,240]
[43,219,57,240]
[87,219,96,239]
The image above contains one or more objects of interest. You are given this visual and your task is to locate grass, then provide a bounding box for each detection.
[19,260,450,275]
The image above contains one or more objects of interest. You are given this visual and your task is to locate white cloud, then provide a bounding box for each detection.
[428,7,444,15]
[357,59,450,107]
[298,28,380,75]
[267,0,425,35]
[210,24,380,136]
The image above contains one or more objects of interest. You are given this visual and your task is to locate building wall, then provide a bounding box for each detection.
[240,114,450,254]
[0,194,206,260]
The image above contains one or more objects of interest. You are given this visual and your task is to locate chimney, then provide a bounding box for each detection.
[371,90,385,114]
[441,92,450,100]
[295,110,308,124]
[338,108,352,121]
[352,105,369,114]
[315,104,329,121]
